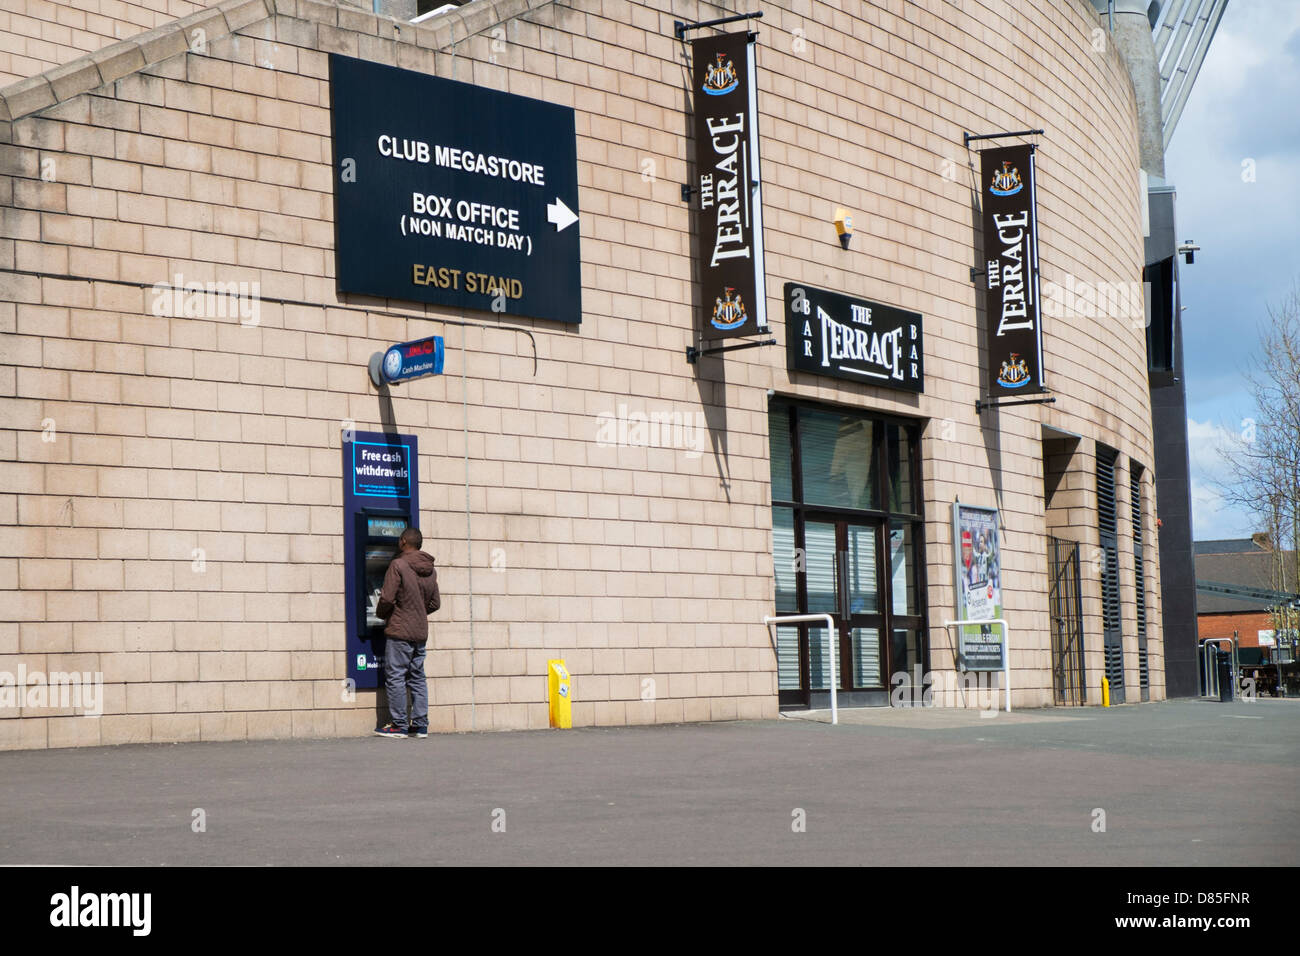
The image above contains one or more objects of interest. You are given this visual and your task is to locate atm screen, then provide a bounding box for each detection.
[359,511,408,631]
[367,516,406,540]
[363,544,397,630]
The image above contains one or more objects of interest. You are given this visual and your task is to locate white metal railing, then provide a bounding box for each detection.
[941,618,1012,713]
[762,614,837,725]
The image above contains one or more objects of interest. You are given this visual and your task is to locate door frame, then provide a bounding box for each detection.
[771,398,930,709]
[795,512,888,705]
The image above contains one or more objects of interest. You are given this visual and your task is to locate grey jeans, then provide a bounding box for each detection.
[383,639,428,731]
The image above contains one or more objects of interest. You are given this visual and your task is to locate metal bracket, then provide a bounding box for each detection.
[681,183,696,203]
[970,266,985,283]
[367,351,386,390]
[675,11,763,39]
[964,128,1045,147]
[686,337,776,364]
[976,395,1056,413]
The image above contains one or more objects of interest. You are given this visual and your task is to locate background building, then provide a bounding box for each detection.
[1196,536,1299,657]
[3,0,1171,748]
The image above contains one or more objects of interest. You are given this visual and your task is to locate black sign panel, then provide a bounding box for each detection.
[785,283,924,391]
[329,54,581,323]
[691,32,767,340]
[979,144,1044,392]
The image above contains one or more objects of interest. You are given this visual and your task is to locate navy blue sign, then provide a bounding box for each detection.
[350,439,411,498]
[330,54,582,323]
[343,429,419,689]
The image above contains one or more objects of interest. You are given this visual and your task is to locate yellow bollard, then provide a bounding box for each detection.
[1101,676,1110,708]
[547,659,572,728]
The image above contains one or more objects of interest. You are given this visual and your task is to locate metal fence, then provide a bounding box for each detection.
[1048,536,1086,705]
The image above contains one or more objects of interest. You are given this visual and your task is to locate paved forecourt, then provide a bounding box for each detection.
[0,699,1294,866]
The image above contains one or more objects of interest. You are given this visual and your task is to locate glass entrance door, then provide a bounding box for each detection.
[769,400,927,708]
[798,516,886,704]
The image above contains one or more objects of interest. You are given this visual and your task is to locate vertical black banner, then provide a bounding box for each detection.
[691,31,767,340]
[980,144,1045,393]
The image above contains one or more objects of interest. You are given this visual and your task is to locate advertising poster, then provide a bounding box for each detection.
[953,503,1003,670]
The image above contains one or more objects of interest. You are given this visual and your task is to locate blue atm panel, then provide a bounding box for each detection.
[342,430,419,689]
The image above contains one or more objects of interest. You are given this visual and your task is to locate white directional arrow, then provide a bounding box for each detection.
[546,198,578,232]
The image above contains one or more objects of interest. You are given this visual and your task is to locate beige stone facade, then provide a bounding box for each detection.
[1,0,1163,750]
[0,0,207,86]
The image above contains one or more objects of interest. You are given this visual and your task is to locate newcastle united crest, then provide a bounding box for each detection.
[989,160,1023,196]
[996,353,1031,388]
[711,287,747,331]
[702,53,739,95]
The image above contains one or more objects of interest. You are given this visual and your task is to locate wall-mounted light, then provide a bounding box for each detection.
[1178,240,1199,265]
[834,208,853,249]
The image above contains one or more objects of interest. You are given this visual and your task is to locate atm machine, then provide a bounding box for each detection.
[342,430,420,689]
[355,509,410,659]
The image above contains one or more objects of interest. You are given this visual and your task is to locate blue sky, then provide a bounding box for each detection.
[1164,0,1300,542]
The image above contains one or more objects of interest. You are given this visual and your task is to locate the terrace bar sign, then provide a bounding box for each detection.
[979,144,1045,393]
[690,31,767,340]
[785,283,924,392]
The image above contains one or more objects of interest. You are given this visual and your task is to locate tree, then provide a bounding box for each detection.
[1215,282,1300,651]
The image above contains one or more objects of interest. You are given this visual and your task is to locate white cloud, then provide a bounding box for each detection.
[1185,417,1259,541]
[1187,417,1236,480]
[1191,477,1256,540]
[1180,2,1300,110]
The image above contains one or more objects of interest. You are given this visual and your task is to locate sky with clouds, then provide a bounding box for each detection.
[1163,0,1300,543]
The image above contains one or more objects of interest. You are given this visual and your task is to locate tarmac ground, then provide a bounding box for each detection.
[0,697,1296,866]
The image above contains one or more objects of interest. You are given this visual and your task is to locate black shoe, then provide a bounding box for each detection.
[408,726,428,738]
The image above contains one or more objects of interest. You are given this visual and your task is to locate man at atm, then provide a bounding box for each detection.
[373,527,441,739]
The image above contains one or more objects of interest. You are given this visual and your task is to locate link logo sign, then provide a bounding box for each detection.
[329,55,582,323]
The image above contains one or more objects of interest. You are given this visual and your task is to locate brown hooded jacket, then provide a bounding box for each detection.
[376,549,440,643]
